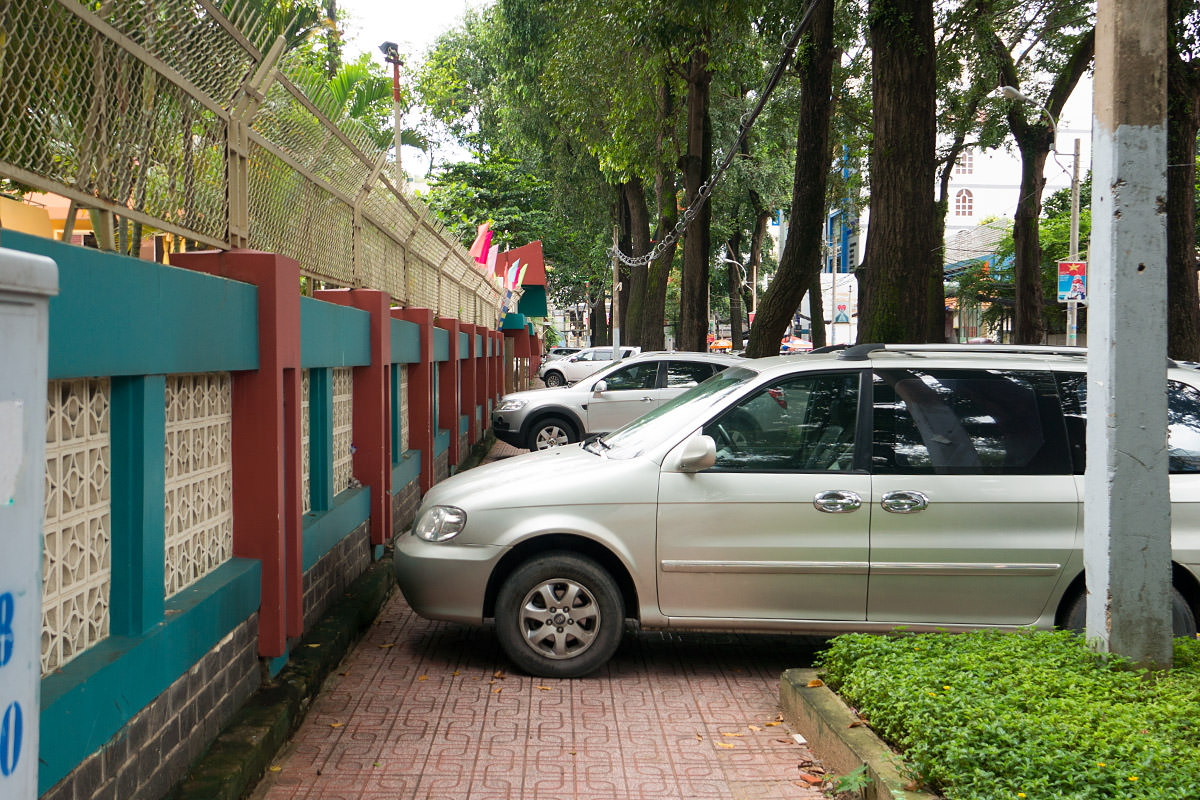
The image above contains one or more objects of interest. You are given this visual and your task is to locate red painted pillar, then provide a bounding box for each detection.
[530,332,542,375]
[395,308,435,492]
[460,324,479,443]
[315,289,392,547]
[172,249,302,657]
[474,327,487,430]
[435,318,461,462]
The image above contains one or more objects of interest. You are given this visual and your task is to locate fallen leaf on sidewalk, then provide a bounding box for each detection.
[269,766,282,773]
[797,771,823,785]
[494,670,506,679]
[807,678,824,687]
[493,687,503,694]
[748,725,762,731]
[536,686,551,691]
[452,670,460,676]
[721,732,743,737]
[306,644,320,648]
[329,722,343,728]
[765,721,782,727]
[716,742,736,749]
[417,675,428,681]
[775,738,792,744]
[378,643,394,649]
[848,720,865,728]
[695,734,703,741]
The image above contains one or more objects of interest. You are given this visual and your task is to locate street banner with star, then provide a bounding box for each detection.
[1057,261,1087,302]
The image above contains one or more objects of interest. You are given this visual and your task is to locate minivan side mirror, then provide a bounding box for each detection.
[679,435,717,472]
[592,379,607,396]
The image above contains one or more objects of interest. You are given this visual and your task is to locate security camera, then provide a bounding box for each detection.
[379,41,401,63]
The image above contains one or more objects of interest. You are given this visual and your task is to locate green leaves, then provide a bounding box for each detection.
[818,632,1200,800]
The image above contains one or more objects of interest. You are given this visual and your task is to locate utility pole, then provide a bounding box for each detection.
[380,42,404,187]
[611,226,622,360]
[1086,0,1172,667]
[1067,138,1081,346]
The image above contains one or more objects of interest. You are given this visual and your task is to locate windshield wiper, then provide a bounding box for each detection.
[582,435,611,455]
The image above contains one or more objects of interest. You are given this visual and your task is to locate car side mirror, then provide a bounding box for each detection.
[568,355,580,362]
[679,435,717,472]
[592,379,607,396]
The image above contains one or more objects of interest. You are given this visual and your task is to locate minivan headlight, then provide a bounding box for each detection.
[496,398,526,412]
[414,505,467,542]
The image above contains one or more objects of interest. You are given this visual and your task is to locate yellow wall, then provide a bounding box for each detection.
[0,196,54,238]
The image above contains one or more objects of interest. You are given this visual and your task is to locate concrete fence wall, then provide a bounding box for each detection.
[7,231,541,800]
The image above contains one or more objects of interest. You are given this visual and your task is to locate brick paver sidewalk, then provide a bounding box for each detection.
[252,593,830,800]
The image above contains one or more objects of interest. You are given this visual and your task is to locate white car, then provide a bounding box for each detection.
[538,345,641,386]
[494,352,742,450]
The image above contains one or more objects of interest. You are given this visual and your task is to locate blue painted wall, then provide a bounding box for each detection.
[301,297,370,367]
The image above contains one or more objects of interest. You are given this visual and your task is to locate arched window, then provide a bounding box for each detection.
[955,150,974,175]
[954,188,974,216]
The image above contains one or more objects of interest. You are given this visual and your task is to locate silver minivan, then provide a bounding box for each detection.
[394,345,1200,677]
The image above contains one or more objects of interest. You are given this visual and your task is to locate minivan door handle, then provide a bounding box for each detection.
[813,490,862,513]
[881,490,929,513]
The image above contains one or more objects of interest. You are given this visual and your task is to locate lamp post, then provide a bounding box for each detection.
[1000,86,1082,345]
[379,42,404,188]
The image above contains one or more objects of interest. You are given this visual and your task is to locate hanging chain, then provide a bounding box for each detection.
[611,0,825,268]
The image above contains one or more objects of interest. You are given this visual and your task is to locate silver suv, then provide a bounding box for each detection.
[396,345,1200,678]
[537,345,641,387]
[495,351,741,451]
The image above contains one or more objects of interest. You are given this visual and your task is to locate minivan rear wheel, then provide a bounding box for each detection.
[495,552,624,678]
[1064,585,1197,637]
[543,371,565,387]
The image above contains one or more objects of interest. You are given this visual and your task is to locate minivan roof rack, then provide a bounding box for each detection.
[836,343,1087,361]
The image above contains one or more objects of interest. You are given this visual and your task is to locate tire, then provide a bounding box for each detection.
[1064,585,1197,638]
[527,416,576,451]
[494,552,624,678]
[544,371,566,387]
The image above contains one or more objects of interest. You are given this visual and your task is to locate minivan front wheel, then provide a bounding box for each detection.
[495,552,624,678]
[528,416,575,451]
[1064,585,1197,638]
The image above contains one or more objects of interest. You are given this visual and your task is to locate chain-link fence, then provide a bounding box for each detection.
[0,0,503,323]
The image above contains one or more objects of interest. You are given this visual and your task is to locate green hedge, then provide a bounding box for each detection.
[816,631,1200,800]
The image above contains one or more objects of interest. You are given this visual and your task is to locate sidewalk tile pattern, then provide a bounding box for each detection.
[253,593,830,800]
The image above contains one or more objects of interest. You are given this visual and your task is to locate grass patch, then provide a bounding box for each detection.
[815,631,1200,799]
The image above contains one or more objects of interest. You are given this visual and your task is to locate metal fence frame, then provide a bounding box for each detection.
[1,0,507,323]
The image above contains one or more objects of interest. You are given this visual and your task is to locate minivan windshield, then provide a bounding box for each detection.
[592,366,759,458]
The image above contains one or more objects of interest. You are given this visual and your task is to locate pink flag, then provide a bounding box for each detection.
[468,221,492,264]
[486,243,499,274]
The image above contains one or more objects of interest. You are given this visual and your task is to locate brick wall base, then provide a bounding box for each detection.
[391,480,421,537]
[434,450,450,484]
[302,521,371,630]
[40,615,260,800]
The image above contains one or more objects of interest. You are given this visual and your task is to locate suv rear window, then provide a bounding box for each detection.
[872,369,1071,475]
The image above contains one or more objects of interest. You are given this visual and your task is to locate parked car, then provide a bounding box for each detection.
[544,346,582,361]
[396,344,1200,678]
[537,345,641,386]
[494,351,742,451]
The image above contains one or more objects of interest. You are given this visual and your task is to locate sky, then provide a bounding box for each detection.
[339,0,483,63]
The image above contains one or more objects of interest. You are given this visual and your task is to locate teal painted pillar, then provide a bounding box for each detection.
[109,375,166,637]
[391,366,402,463]
[309,368,334,514]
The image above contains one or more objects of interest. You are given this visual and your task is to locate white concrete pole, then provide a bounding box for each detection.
[611,226,621,359]
[1085,0,1172,666]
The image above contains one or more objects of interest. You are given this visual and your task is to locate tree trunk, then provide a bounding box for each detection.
[590,291,610,345]
[992,28,1094,344]
[747,197,769,324]
[744,0,835,358]
[858,0,937,344]
[641,170,678,349]
[930,198,948,342]
[679,39,713,352]
[1167,44,1200,360]
[725,233,744,348]
[809,271,827,348]
[1012,147,1050,343]
[616,190,632,341]
[622,179,652,349]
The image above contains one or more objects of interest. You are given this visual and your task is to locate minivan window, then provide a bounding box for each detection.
[1058,373,1200,474]
[703,371,859,471]
[873,369,1070,475]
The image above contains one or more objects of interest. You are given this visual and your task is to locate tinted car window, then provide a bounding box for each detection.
[666,361,715,388]
[1058,373,1200,474]
[873,369,1070,475]
[703,371,859,472]
[602,361,660,391]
